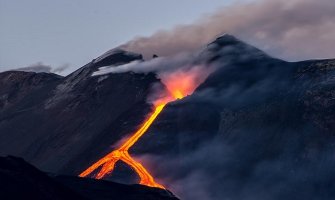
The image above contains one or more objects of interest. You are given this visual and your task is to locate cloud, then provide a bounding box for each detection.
[15,62,52,73]
[120,0,335,61]
[52,64,70,74]
[14,62,70,75]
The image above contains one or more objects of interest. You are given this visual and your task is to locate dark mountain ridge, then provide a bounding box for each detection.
[0,155,178,200]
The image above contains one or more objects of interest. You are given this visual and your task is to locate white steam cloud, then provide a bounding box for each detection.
[92,52,198,76]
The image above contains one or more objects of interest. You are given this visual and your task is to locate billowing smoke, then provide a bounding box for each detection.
[120,0,335,61]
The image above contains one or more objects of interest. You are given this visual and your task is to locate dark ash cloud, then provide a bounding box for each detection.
[121,0,335,61]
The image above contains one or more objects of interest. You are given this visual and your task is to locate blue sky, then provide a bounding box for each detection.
[0,0,239,73]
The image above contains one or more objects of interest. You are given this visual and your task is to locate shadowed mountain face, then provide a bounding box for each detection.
[0,35,334,200]
[0,50,159,175]
[0,156,178,200]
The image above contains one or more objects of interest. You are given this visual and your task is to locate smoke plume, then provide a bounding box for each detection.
[120,0,335,61]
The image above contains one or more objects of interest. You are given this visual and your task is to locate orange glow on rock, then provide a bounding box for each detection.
[172,90,183,99]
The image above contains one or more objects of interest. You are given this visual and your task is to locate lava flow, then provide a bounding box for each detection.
[79,67,210,189]
[79,103,167,188]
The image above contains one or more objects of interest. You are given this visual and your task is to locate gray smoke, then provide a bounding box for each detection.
[121,0,335,61]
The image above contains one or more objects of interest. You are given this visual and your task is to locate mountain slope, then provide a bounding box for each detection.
[0,50,161,176]
[0,35,334,199]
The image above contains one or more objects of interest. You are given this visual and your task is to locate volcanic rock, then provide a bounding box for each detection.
[0,155,179,200]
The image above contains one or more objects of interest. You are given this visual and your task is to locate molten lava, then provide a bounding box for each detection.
[79,104,166,188]
[80,66,211,189]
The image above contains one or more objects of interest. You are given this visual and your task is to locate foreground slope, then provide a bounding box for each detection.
[0,156,178,200]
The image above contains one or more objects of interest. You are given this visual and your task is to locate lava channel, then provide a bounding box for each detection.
[79,103,166,188]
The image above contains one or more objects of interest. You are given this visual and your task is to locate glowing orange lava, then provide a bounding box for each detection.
[79,104,166,188]
[80,67,210,189]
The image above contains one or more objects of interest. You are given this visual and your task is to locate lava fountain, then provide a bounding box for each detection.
[79,66,211,189]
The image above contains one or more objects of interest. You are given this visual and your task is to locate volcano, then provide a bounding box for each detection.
[0,35,334,199]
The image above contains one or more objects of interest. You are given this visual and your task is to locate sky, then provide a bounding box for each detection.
[1,0,334,75]
[0,0,239,74]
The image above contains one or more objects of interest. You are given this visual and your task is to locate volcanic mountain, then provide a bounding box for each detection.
[0,35,334,199]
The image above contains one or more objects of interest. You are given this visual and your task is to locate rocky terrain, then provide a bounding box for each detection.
[0,35,334,199]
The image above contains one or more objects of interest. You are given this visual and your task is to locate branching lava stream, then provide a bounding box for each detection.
[79,104,167,188]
